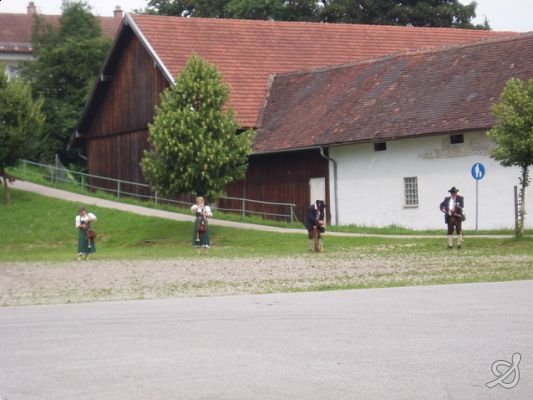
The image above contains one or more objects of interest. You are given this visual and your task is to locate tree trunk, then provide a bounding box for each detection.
[0,167,11,204]
[518,166,529,238]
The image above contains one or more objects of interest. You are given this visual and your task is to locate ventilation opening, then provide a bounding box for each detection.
[374,142,387,151]
[450,134,464,144]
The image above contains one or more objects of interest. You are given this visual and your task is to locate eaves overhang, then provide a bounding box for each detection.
[251,126,492,156]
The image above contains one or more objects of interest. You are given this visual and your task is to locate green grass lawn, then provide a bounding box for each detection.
[9,163,530,236]
[7,163,306,229]
[1,188,532,306]
[0,189,296,261]
[0,188,531,262]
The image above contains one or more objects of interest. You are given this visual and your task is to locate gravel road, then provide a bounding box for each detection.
[2,251,531,306]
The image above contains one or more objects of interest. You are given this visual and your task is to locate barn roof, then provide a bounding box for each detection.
[0,11,121,55]
[82,13,514,129]
[254,32,533,153]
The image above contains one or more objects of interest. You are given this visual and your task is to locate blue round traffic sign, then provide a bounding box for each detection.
[471,163,486,180]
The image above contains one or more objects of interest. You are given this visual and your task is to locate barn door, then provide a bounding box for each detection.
[309,177,326,223]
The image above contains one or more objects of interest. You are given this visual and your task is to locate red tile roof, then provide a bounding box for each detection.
[0,13,120,54]
[99,15,122,38]
[254,33,533,153]
[129,14,515,127]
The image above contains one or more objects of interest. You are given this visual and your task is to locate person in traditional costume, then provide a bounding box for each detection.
[305,200,326,252]
[191,196,213,254]
[439,186,465,249]
[75,206,97,260]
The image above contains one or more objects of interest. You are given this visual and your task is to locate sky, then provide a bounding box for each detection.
[0,0,532,32]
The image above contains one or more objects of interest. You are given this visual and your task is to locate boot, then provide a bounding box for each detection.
[447,235,453,249]
[317,238,324,253]
[308,239,314,252]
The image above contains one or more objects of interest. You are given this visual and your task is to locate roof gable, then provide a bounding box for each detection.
[254,33,533,153]
[126,14,513,127]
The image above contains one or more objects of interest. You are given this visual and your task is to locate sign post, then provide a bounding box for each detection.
[471,163,486,230]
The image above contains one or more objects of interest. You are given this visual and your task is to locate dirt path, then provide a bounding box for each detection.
[10,180,516,239]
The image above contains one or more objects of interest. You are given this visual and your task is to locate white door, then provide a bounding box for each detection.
[309,177,326,222]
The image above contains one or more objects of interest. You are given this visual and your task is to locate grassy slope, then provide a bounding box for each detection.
[0,189,398,261]
[9,164,531,236]
[1,189,532,263]
[1,189,533,306]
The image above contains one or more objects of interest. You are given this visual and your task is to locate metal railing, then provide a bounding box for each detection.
[14,159,298,223]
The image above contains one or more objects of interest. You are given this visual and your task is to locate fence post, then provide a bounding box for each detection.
[117,180,121,198]
[242,198,246,222]
[290,204,294,223]
[54,154,59,184]
[155,191,159,206]
[514,185,519,236]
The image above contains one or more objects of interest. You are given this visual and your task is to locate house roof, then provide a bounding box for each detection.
[0,14,57,54]
[0,12,120,55]
[254,32,533,153]
[123,14,513,127]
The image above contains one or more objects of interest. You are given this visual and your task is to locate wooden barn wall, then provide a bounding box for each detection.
[87,130,149,195]
[85,30,168,185]
[224,149,329,223]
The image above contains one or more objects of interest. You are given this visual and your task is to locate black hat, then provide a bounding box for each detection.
[448,186,459,193]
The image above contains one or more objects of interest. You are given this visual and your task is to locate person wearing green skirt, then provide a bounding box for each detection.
[191,196,213,255]
[75,206,97,260]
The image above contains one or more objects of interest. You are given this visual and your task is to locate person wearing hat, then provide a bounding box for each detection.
[439,187,464,249]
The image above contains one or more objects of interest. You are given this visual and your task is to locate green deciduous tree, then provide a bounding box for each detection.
[225,0,285,20]
[145,0,486,28]
[141,55,254,201]
[0,72,45,203]
[224,0,318,20]
[487,78,533,237]
[145,0,229,17]
[319,0,486,28]
[19,1,111,163]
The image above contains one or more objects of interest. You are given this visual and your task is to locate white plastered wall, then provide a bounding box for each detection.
[328,131,533,230]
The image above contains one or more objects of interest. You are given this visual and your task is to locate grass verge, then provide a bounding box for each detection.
[1,188,532,306]
[9,164,529,236]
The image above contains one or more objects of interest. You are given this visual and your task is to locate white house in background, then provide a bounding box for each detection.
[330,132,532,230]
[255,33,533,230]
[0,2,122,78]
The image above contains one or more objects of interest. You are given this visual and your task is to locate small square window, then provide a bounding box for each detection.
[374,142,387,151]
[404,177,418,207]
[450,134,464,144]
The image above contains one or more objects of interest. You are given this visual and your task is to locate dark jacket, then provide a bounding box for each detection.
[305,201,326,231]
[440,195,464,224]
